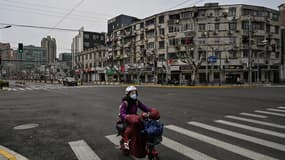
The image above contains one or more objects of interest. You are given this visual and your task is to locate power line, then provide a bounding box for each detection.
[0,3,108,23]
[48,0,85,34]
[0,0,114,17]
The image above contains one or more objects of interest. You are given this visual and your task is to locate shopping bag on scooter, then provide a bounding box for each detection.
[143,120,164,139]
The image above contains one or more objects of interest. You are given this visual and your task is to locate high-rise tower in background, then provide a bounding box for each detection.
[41,36,56,64]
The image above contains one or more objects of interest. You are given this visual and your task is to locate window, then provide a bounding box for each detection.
[181,11,193,19]
[146,30,155,38]
[168,25,180,33]
[84,42,90,47]
[159,41,165,49]
[242,21,249,30]
[84,34,89,39]
[252,22,264,30]
[275,26,279,34]
[159,28,165,35]
[147,42,154,49]
[140,22,144,29]
[228,8,236,17]
[159,16,164,24]
[146,18,155,26]
[266,24,270,33]
[169,39,177,46]
[272,14,279,21]
[229,23,237,30]
[215,24,219,30]
[199,24,206,31]
[181,23,193,31]
[243,50,248,58]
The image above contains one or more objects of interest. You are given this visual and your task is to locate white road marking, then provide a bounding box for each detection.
[68,140,101,160]
[215,120,285,138]
[162,136,217,160]
[225,115,285,129]
[105,134,216,160]
[239,113,268,118]
[165,125,278,160]
[267,108,285,113]
[255,110,285,117]
[277,106,285,109]
[188,121,285,152]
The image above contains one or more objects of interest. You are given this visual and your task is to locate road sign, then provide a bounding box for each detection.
[208,56,217,63]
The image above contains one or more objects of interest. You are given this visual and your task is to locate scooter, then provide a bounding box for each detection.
[116,110,163,160]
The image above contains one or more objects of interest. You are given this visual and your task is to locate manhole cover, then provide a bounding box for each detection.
[13,123,39,130]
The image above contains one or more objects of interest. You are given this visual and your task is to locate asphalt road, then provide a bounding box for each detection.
[0,84,285,160]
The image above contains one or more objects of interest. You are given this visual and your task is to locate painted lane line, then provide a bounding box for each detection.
[165,125,278,160]
[188,121,285,152]
[267,108,285,113]
[68,140,101,160]
[105,134,216,160]
[0,145,29,160]
[215,120,285,138]
[254,110,285,117]
[239,113,268,118]
[105,134,147,160]
[225,115,285,129]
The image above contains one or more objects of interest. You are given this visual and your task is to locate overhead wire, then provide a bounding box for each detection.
[0,2,108,22]
[0,0,114,17]
[47,0,86,34]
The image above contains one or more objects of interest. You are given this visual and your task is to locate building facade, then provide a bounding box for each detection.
[0,42,15,79]
[279,4,285,82]
[73,3,282,84]
[41,36,56,64]
[71,27,106,81]
[17,45,47,79]
[105,3,281,84]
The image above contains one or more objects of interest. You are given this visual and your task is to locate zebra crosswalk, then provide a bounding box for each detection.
[1,106,285,160]
[4,85,121,92]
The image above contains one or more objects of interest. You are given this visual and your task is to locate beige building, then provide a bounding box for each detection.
[104,3,281,84]
[41,36,56,64]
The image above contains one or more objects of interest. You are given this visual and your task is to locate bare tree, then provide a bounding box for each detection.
[177,46,203,85]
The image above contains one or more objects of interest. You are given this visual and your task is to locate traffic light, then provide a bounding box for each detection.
[18,43,23,53]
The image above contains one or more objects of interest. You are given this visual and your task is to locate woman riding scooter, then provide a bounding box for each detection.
[118,86,151,154]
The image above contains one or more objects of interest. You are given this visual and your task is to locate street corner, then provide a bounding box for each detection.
[0,146,28,160]
[0,147,16,160]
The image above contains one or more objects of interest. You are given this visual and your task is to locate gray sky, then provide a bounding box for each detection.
[0,0,283,56]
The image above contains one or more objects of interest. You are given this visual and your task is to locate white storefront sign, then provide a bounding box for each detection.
[170,66,180,71]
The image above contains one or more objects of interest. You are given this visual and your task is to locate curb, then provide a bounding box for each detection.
[0,148,16,160]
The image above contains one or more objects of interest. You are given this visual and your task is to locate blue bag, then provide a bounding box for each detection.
[143,120,164,138]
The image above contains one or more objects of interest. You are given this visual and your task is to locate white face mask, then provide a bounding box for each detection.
[130,93,137,100]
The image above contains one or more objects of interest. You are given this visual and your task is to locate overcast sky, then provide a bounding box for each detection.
[0,0,284,56]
